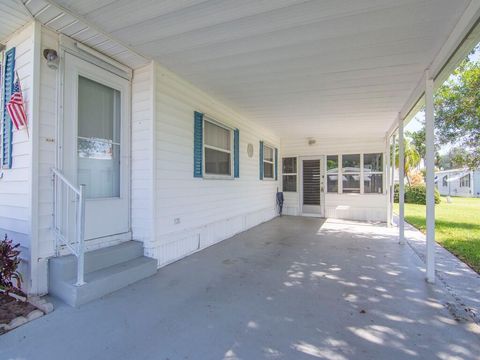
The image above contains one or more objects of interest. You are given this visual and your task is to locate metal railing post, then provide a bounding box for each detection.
[75,184,86,286]
[52,171,59,256]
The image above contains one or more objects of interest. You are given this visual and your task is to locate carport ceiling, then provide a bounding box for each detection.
[51,0,471,138]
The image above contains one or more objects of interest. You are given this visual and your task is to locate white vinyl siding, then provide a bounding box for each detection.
[0,24,34,249]
[36,27,58,261]
[131,62,155,245]
[134,62,279,266]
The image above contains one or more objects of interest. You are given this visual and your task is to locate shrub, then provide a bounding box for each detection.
[394,184,441,205]
[409,169,425,186]
[0,234,25,297]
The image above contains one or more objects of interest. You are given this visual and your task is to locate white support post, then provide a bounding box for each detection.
[386,135,392,226]
[390,134,396,226]
[425,71,436,284]
[398,115,405,244]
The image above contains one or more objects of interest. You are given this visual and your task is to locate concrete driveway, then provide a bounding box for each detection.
[1,216,479,360]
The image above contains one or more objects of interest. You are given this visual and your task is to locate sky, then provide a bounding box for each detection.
[404,44,480,155]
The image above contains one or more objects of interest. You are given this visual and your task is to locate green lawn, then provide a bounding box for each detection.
[394,197,480,273]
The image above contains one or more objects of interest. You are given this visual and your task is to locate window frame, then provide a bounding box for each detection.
[282,156,297,192]
[460,174,470,188]
[202,116,234,179]
[341,153,361,194]
[326,155,340,194]
[325,153,385,195]
[262,143,276,180]
[363,153,384,194]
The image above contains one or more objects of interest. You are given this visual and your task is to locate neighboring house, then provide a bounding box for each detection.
[0,1,475,305]
[436,169,480,197]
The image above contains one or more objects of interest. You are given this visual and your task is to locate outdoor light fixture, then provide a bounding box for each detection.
[307,138,316,146]
[43,49,59,70]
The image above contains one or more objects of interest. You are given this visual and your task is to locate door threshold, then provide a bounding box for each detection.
[301,213,324,218]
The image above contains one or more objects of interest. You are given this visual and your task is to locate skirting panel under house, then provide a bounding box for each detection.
[144,207,277,267]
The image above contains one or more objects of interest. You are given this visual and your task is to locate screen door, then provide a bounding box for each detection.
[301,158,324,216]
[63,53,130,240]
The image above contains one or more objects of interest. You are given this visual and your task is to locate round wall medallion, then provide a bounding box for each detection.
[247,143,254,158]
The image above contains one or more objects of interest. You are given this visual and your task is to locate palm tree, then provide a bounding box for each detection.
[392,139,421,186]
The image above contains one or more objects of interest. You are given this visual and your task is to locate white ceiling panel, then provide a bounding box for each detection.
[0,0,31,43]
[45,0,475,138]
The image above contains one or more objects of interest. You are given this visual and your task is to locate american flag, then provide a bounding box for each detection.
[6,75,27,131]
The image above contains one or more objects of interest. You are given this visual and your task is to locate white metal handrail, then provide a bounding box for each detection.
[52,168,86,286]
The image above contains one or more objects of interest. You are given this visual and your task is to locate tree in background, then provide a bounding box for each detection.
[438,147,471,170]
[434,45,480,169]
[406,129,426,161]
[393,139,421,186]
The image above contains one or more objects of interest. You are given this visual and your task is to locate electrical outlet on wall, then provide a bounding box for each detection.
[174,218,181,225]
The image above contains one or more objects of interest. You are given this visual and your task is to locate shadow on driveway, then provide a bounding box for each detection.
[1,216,479,360]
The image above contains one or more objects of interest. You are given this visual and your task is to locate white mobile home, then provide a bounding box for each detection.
[436,168,480,197]
[0,0,478,305]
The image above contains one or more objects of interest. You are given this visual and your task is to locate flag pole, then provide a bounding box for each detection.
[15,70,29,139]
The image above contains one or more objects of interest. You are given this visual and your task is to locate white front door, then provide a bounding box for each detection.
[300,157,325,216]
[63,53,130,240]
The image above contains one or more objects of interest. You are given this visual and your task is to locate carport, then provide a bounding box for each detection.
[0,0,479,350]
[13,0,479,286]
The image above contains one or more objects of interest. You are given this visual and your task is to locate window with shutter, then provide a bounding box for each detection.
[194,112,238,179]
[263,144,275,179]
[259,142,277,181]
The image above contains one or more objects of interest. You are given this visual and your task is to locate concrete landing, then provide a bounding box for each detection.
[2,217,479,360]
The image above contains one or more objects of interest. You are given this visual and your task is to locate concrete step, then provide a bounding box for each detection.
[48,241,157,307]
[50,241,145,281]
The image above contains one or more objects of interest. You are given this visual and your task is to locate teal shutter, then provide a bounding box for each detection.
[193,111,203,177]
[234,129,239,178]
[2,47,15,169]
[274,148,278,180]
[259,141,264,180]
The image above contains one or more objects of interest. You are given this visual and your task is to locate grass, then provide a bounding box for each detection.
[394,197,480,273]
